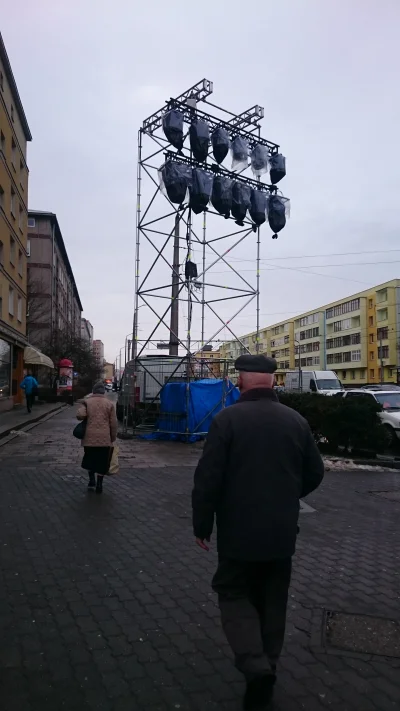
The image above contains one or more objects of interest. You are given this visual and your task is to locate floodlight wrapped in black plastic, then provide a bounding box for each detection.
[231,136,248,171]
[162,110,184,151]
[211,176,232,219]
[189,168,213,214]
[159,160,192,205]
[231,182,251,226]
[250,144,269,178]
[211,127,230,164]
[267,194,290,238]
[249,189,267,226]
[269,153,286,184]
[185,260,198,280]
[189,119,210,162]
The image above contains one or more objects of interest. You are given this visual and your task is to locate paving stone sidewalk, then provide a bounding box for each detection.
[0,406,399,711]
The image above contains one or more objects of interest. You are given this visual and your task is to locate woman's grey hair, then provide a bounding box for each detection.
[92,380,106,395]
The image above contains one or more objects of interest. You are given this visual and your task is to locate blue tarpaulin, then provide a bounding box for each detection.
[142,378,239,442]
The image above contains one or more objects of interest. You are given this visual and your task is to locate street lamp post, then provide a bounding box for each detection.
[294,338,302,393]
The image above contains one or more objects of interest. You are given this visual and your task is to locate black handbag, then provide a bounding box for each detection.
[73,404,87,440]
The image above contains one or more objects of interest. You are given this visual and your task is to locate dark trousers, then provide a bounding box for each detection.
[212,557,292,680]
[26,393,34,412]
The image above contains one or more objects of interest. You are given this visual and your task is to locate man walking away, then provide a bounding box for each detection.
[192,355,324,710]
[20,372,39,414]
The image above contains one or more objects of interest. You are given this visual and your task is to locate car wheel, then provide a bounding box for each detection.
[384,424,397,449]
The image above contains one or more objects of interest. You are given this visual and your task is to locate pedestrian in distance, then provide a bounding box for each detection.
[192,354,324,710]
[20,371,39,413]
[76,380,117,494]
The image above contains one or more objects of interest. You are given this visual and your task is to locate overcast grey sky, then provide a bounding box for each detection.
[3,0,400,362]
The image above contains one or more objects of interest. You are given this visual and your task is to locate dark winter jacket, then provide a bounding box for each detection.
[192,388,324,561]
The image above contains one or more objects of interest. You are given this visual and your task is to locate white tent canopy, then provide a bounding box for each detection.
[24,346,54,369]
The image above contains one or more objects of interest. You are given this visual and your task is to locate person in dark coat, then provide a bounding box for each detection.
[192,354,324,710]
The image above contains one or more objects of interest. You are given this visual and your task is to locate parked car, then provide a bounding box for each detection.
[285,370,343,396]
[361,384,400,391]
[343,389,400,446]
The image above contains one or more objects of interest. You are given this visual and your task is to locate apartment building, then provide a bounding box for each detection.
[81,317,94,347]
[192,347,221,378]
[220,279,400,387]
[93,340,104,367]
[27,211,82,349]
[0,34,32,411]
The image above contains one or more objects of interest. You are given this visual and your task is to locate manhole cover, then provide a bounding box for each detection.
[370,490,400,502]
[326,611,400,658]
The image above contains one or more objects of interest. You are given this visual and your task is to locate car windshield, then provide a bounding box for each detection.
[374,393,400,410]
[316,379,341,390]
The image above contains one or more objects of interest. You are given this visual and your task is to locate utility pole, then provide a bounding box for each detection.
[295,338,302,392]
[379,331,384,385]
[169,214,180,356]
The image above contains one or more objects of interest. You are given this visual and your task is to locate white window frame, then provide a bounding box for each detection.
[8,287,14,316]
[17,295,22,322]
[27,217,36,228]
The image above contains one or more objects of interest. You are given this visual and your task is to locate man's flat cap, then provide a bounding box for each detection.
[234,354,277,373]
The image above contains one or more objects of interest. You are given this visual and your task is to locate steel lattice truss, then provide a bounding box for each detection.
[128,79,287,431]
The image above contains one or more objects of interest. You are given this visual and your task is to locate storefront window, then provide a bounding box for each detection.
[0,338,11,398]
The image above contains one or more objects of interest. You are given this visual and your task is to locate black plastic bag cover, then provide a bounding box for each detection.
[269,153,286,184]
[249,189,267,226]
[211,176,232,218]
[163,110,184,150]
[231,136,248,171]
[250,144,269,177]
[211,127,230,164]
[190,168,213,214]
[268,194,286,233]
[189,119,210,162]
[162,161,192,205]
[231,182,251,225]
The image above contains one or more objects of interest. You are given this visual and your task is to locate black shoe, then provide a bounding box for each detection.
[243,675,275,710]
[96,483,103,494]
[88,477,96,489]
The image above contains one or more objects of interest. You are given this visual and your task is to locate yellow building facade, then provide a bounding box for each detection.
[220,279,400,387]
[0,34,32,411]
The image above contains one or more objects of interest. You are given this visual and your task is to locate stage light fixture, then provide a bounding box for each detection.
[250,144,269,178]
[159,160,192,205]
[269,153,286,184]
[231,136,249,171]
[211,175,232,219]
[249,189,267,227]
[211,127,230,164]
[189,119,210,162]
[189,168,213,214]
[231,182,251,226]
[162,109,184,151]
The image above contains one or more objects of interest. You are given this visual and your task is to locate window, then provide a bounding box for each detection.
[0,71,3,90]
[378,345,389,359]
[0,131,5,153]
[313,356,320,365]
[11,105,14,123]
[342,371,347,380]
[18,250,23,276]
[9,236,15,265]
[0,185,4,209]
[351,370,356,380]
[8,287,14,316]
[17,295,22,322]
[369,351,374,361]
[26,239,31,257]
[326,299,360,320]
[377,327,389,340]
[10,188,15,216]
[369,316,374,327]
[11,137,16,168]
[0,240,3,265]
[351,349,361,362]
[27,217,36,228]
[343,351,352,363]
[376,288,387,304]
[368,299,373,309]
[369,334,374,343]
[370,369,375,380]
[377,308,388,322]
[18,205,23,231]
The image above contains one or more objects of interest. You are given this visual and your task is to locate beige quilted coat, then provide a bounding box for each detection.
[76,395,117,447]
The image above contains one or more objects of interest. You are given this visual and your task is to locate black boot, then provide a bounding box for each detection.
[243,675,275,710]
[88,472,96,489]
[96,475,103,494]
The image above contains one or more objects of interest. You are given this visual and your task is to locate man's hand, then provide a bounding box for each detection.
[195,537,210,551]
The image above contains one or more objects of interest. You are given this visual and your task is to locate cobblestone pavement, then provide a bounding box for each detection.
[0,406,399,711]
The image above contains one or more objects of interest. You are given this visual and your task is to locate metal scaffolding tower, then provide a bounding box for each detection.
[126,79,287,436]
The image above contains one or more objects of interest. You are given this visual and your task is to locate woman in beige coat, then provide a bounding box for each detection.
[76,381,118,493]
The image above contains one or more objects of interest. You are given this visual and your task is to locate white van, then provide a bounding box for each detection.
[285,370,343,396]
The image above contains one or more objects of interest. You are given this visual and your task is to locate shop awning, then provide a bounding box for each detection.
[24,346,54,369]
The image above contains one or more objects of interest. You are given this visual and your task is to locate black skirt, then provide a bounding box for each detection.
[81,447,113,475]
